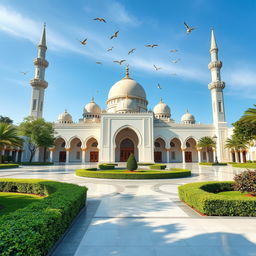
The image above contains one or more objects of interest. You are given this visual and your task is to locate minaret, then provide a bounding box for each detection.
[208,29,227,162]
[29,23,49,119]
[208,29,226,124]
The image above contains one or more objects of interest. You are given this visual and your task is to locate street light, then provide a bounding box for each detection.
[212,134,219,164]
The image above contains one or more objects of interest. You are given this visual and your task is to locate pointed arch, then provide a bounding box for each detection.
[67,136,84,148]
[85,136,99,148]
[54,136,68,147]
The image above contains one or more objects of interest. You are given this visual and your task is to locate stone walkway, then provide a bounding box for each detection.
[1,163,255,256]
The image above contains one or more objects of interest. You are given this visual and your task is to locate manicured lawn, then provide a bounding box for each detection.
[231,163,256,168]
[0,192,44,216]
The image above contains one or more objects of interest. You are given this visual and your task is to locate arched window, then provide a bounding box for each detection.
[121,139,134,148]
[186,142,191,148]
[92,142,98,147]
[154,142,160,147]
[170,142,175,147]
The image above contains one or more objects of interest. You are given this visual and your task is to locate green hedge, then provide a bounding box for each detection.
[0,178,87,255]
[138,163,154,166]
[149,164,167,170]
[19,162,54,166]
[178,181,256,216]
[0,164,19,169]
[76,168,191,179]
[98,163,116,170]
[199,162,228,166]
[231,163,256,168]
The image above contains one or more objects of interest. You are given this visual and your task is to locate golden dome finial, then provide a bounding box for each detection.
[125,64,129,78]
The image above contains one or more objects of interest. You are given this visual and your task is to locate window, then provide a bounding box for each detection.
[77,142,82,147]
[76,151,80,160]
[170,142,175,148]
[154,142,160,147]
[186,142,191,148]
[203,152,207,160]
[171,151,175,160]
[61,142,66,148]
[32,99,37,110]
[218,101,222,112]
[92,142,98,147]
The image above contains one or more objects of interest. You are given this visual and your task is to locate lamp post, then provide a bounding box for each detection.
[213,135,219,164]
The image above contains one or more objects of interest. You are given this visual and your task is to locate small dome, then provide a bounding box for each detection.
[83,97,101,118]
[153,98,171,119]
[181,110,195,124]
[58,110,73,124]
[116,97,138,113]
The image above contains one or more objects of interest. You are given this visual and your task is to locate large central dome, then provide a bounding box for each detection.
[106,66,148,113]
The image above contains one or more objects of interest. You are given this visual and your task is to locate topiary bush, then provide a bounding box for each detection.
[233,169,256,196]
[126,153,137,171]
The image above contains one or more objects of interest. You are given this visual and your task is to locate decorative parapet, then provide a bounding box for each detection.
[30,78,48,89]
[208,81,225,90]
[33,58,49,68]
[208,60,222,70]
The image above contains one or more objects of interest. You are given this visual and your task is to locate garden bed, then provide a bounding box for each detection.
[0,164,19,169]
[76,168,191,179]
[19,162,54,166]
[0,178,87,255]
[199,162,228,166]
[178,181,256,216]
[231,163,256,168]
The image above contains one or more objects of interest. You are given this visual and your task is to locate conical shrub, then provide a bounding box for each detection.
[126,153,137,171]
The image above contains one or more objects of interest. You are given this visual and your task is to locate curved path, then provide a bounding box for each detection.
[1,163,255,256]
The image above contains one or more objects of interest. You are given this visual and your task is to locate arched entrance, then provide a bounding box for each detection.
[86,138,99,162]
[115,128,139,162]
[154,138,166,163]
[170,138,182,163]
[53,137,66,162]
[69,137,82,163]
[184,138,198,163]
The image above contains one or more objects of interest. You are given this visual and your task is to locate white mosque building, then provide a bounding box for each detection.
[20,25,252,164]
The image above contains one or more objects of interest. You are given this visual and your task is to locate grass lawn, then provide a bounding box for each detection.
[0,192,44,216]
[231,163,256,168]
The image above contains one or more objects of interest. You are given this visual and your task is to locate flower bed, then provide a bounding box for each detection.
[76,168,191,179]
[0,178,87,255]
[178,181,256,216]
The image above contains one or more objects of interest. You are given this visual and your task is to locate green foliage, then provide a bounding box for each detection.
[126,153,138,171]
[241,104,256,125]
[76,168,191,179]
[19,117,55,162]
[19,162,54,166]
[0,164,19,169]
[98,164,116,170]
[149,164,167,169]
[0,178,87,255]
[178,181,256,216]
[137,163,154,166]
[199,162,227,166]
[225,135,247,151]
[231,163,256,168]
[197,136,216,150]
[0,116,13,125]
[233,170,256,195]
[232,119,256,144]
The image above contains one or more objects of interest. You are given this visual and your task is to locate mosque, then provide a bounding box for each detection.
[22,25,239,164]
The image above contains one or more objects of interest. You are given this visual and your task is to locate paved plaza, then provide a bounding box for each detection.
[1,164,255,256]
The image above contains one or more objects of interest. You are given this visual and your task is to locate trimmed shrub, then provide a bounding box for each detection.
[76,168,191,179]
[20,162,54,166]
[126,154,138,171]
[0,178,87,255]
[98,164,116,170]
[231,163,256,168]
[233,170,256,196]
[138,163,154,166]
[149,164,166,170]
[0,164,19,169]
[199,162,228,166]
[178,181,256,216]
[85,168,97,171]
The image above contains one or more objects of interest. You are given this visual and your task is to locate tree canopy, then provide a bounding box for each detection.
[241,104,256,124]
[0,116,13,124]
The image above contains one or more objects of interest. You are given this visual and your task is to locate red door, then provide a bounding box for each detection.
[59,151,66,162]
[90,151,99,162]
[120,149,134,162]
[185,152,192,162]
[154,152,162,162]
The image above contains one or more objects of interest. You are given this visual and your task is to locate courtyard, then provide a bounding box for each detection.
[0,163,255,256]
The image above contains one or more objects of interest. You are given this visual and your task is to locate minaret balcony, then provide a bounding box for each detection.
[30,79,48,89]
[33,58,49,68]
[208,81,225,90]
[208,61,222,70]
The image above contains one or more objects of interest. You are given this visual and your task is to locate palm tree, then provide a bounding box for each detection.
[241,104,256,124]
[0,123,23,163]
[225,136,247,162]
[197,136,216,162]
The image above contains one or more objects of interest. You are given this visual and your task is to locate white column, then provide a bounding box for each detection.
[213,150,216,162]
[65,149,70,164]
[240,151,244,163]
[198,150,202,163]
[49,150,53,162]
[166,149,170,163]
[82,149,86,163]
[182,149,186,164]
[15,150,19,162]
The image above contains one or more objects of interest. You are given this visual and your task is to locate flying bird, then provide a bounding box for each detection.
[170,59,181,63]
[128,48,136,55]
[184,22,196,34]
[79,38,87,45]
[93,17,106,23]
[145,44,158,48]
[96,62,102,64]
[153,65,162,71]
[110,31,119,40]
[157,83,162,89]
[113,59,126,65]
[107,46,114,52]
[20,71,28,75]
[170,49,178,53]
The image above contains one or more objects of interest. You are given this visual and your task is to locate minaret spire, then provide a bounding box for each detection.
[29,24,49,119]
[210,29,218,51]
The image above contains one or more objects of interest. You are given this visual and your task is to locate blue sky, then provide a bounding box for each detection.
[0,0,255,125]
